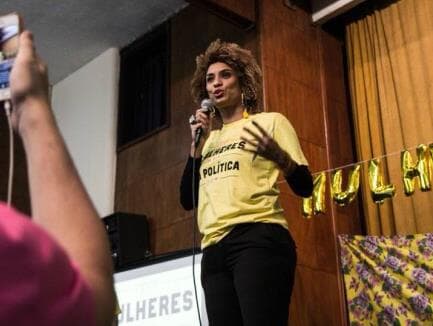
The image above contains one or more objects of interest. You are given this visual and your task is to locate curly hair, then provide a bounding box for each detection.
[191,39,263,114]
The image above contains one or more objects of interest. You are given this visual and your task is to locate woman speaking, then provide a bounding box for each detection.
[180,39,313,326]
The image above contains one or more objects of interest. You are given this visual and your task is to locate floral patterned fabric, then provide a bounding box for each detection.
[339,234,433,325]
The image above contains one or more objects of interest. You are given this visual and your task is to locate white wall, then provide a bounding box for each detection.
[51,48,119,217]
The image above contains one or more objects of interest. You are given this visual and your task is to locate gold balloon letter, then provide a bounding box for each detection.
[330,165,361,206]
[368,159,395,204]
[302,172,326,218]
[401,144,431,196]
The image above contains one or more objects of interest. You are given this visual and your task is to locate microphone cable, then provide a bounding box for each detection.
[191,148,203,326]
[2,100,14,206]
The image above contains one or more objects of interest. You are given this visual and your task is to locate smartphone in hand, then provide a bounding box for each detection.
[0,13,20,101]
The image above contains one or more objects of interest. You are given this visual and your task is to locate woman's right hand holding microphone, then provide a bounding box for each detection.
[189,108,210,157]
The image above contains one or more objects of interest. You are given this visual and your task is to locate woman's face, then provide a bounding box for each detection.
[206,62,242,110]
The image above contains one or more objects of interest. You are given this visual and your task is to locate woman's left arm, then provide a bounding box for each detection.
[242,120,313,198]
[284,164,313,197]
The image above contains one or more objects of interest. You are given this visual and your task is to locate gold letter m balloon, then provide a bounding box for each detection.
[302,172,326,218]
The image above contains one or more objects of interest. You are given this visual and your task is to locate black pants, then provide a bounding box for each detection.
[201,223,297,326]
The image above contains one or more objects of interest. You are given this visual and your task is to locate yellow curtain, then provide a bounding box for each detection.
[346,0,433,236]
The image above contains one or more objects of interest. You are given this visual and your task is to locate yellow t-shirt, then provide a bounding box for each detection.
[198,112,308,248]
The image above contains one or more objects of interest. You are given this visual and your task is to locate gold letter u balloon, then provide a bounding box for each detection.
[330,165,361,206]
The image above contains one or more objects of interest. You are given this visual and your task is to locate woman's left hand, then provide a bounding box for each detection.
[241,120,297,176]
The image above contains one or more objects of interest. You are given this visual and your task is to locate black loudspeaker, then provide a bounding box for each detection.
[103,212,152,271]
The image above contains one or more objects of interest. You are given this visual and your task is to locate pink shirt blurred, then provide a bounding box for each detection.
[0,203,95,325]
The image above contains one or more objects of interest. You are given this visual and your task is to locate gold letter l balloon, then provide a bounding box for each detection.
[368,159,395,204]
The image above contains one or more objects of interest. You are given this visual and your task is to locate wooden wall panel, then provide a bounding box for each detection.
[280,185,337,273]
[210,0,256,22]
[290,267,341,325]
[186,0,255,28]
[115,5,256,255]
[320,31,348,104]
[259,0,362,324]
[319,30,363,238]
[153,218,197,254]
[298,140,329,173]
[261,17,321,93]
[263,66,326,147]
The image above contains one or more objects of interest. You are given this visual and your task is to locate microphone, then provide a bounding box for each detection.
[194,99,214,146]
